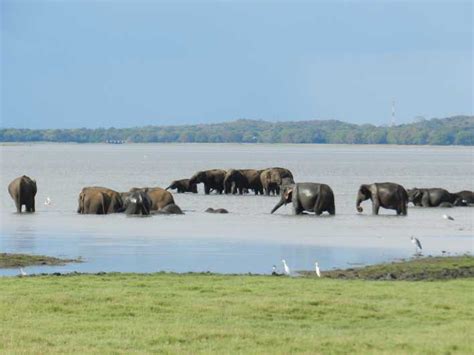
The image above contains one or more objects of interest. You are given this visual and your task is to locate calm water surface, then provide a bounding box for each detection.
[1,143,473,275]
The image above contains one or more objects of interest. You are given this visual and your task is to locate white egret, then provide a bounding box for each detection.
[19,268,27,276]
[410,236,422,253]
[443,214,454,221]
[281,259,290,276]
[315,262,321,277]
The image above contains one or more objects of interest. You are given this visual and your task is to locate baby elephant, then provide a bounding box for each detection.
[155,203,184,215]
[123,191,152,216]
[166,179,198,193]
[271,183,335,216]
[205,208,229,214]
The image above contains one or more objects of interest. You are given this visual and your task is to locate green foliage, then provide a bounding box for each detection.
[1,116,472,145]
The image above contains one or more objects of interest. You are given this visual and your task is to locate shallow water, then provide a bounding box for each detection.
[0,143,473,275]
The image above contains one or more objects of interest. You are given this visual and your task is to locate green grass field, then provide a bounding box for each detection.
[1,269,473,353]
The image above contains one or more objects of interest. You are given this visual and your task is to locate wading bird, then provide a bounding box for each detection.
[443,214,454,221]
[315,262,321,277]
[19,268,27,276]
[281,259,290,276]
[410,236,422,254]
[44,197,51,206]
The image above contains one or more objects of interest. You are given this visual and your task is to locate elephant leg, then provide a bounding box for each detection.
[204,185,211,195]
[30,198,35,212]
[372,201,380,215]
[15,200,22,213]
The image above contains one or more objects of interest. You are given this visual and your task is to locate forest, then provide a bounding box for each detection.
[1,115,472,145]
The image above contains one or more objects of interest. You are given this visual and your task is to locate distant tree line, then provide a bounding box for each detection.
[1,116,472,145]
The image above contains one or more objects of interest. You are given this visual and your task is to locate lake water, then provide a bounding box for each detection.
[0,143,473,275]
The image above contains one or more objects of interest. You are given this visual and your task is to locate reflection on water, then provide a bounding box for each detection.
[0,232,411,276]
[1,143,473,275]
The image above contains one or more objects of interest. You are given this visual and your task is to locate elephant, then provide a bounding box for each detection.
[123,190,152,216]
[130,187,174,211]
[260,167,294,195]
[271,183,335,216]
[77,186,123,214]
[8,175,37,213]
[155,203,184,215]
[189,169,226,194]
[205,207,229,214]
[407,188,456,207]
[166,179,198,193]
[453,190,474,206]
[356,182,408,215]
[224,169,264,195]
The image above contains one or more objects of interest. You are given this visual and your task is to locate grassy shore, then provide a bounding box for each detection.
[0,257,473,353]
[0,253,80,268]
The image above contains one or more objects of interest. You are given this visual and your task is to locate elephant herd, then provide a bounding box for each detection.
[7,173,474,217]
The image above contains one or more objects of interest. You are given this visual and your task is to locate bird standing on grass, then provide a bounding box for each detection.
[410,236,422,254]
[281,259,290,276]
[315,262,321,277]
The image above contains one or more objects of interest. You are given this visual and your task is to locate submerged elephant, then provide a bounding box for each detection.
[271,183,335,216]
[123,190,152,216]
[166,179,198,193]
[356,182,408,215]
[189,169,226,194]
[77,186,123,214]
[129,187,174,211]
[453,190,474,206]
[155,203,184,215]
[205,207,229,214]
[407,188,456,207]
[260,167,294,195]
[8,175,37,213]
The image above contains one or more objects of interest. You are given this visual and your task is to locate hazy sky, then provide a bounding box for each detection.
[1,0,472,129]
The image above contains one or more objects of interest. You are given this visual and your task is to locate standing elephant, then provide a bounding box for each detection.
[8,175,37,213]
[260,167,294,195]
[224,169,247,194]
[189,169,226,194]
[123,190,152,215]
[77,186,123,214]
[407,188,456,207]
[130,187,174,211]
[166,179,198,193]
[271,183,335,216]
[453,190,474,206]
[356,183,408,215]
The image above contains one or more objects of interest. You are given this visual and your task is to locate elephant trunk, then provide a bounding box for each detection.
[165,185,171,190]
[356,193,364,212]
[271,199,285,214]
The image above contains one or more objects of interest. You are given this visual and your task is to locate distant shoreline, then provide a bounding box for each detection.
[1,115,473,145]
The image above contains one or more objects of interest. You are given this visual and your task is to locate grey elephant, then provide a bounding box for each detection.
[8,175,37,213]
[123,190,152,216]
[453,190,474,206]
[166,179,198,193]
[78,186,123,214]
[129,187,175,211]
[356,182,408,215]
[189,169,226,194]
[407,188,456,207]
[271,183,335,215]
[260,167,294,195]
[205,207,229,214]
[224,169,263,195]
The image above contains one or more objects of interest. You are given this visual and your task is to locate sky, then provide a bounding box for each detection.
[0,0,472,129]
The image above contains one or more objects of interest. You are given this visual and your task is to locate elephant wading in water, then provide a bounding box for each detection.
[224,169,264,195]
[260,167,294,195]
[122,190,152,216]
[130,187,174,211]
[453,190,474,206]
[8,175,37,213]
[356,183,408,215]
[166,179,198,193]
[407,188,456,207]
[77,187,123,214]
[189,169,226,194]
[271,183,335,216]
